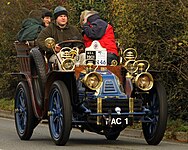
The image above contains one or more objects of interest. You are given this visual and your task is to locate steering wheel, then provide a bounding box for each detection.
[58,40,84,48]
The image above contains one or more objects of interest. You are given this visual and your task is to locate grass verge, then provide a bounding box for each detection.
[0,98,14,111]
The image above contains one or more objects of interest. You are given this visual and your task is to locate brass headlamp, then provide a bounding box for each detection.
[135,72,153,91]
[82,72,103,90]
[61,58,75,71]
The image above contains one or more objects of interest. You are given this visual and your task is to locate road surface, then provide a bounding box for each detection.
[0,117,187,150]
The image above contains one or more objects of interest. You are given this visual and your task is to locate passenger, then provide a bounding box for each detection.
[40,7,52,27]
[16,8,52,45]
[37,6,82,62]
[80,10,119,65]
[17,10,44,43]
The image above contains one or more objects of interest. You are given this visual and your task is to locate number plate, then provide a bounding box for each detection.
[105,117,129,125]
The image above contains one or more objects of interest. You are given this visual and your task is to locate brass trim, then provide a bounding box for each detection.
[45,37,55,49]
[123,48,138,61]
[126,72,133,79]
[97,98,102,125]
[110,60,118,66]
[129,97,134,117]
[124,60,138,74]
[133,60,150,72]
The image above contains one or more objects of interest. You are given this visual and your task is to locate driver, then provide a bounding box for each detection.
[37,6,82,62]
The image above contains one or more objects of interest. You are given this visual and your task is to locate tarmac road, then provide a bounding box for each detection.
[0,117,188,150]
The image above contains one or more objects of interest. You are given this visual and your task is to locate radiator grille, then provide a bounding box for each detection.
[103,80,116,93]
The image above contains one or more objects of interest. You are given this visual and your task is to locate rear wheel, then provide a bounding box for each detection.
[142,81,167,145]
[48,80,72,145]
[14,81,36,140]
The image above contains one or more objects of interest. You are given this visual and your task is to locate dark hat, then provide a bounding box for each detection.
[41,7,52,18]
[54,6,68,19]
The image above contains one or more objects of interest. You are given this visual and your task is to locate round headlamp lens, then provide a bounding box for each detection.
[62,59,75,70]
[87,74,99,88]
[84,72,102,90]
[135,72,153,91]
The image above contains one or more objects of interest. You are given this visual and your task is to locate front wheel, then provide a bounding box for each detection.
[142,81,168,145]
[48,80,72,146]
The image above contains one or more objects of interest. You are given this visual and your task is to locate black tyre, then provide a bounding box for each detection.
[30,47,46,108]
[142,81,168,145]
[14,81,36,140]
[48,80,72,145]
[105,130,120,140]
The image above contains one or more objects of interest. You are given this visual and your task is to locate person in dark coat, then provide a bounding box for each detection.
[80,10,118,65]
[16,8,52,43]
[16,10,44,43]
[37,6,82,60]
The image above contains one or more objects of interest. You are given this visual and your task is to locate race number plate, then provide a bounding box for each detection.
[86,51,107,66]
[85,40,107,66]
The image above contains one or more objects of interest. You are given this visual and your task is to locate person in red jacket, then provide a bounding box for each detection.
[80,10,118,65]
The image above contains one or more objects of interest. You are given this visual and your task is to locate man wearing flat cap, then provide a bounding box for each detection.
[37,6,82,60]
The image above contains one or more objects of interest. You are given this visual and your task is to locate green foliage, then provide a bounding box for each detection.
[107,0,188,121]
[61,0,109,27]
[0,0,187,121]
[0,0,62,98]
[167,119,188,132]
[0,98,14,111]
